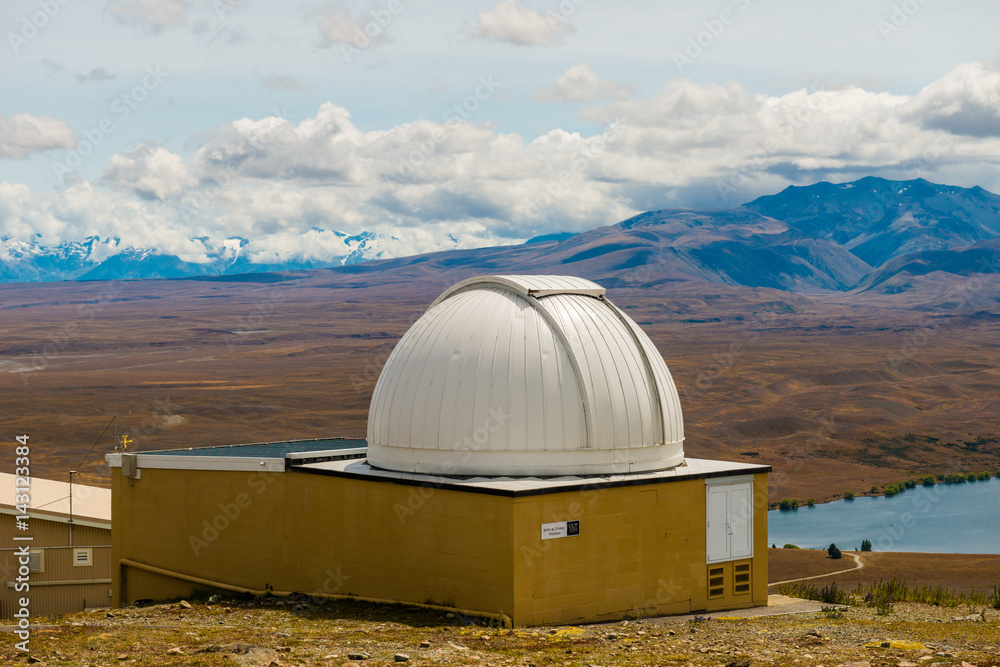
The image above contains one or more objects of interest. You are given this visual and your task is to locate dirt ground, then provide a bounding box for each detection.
[769,547,1000,594]
[4,594,1000,667]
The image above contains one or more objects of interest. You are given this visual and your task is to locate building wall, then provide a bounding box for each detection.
[0,514,111,618]
[112,469,515,615]
[112,468,767,626]
[510,472,769,626]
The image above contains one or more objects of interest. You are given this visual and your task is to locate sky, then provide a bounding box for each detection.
[2,0,1000,264]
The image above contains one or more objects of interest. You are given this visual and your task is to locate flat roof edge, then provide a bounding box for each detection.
[290,460,771,498]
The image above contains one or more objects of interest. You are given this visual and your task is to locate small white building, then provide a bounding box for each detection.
[0,473,111,617]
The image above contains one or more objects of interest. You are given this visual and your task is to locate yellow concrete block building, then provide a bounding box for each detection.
[107,275,770,625]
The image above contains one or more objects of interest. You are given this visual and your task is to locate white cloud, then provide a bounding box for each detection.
[317,10,361,47]
[104,0,192,34]
[6,57,1000,265]
[76,67,117,83]
[469,0,574,46]
[534,63,633,102]
[315,7,393,49]
[101,144,197,201]
[0,113,77,159]
[906,60,1000,137]
[257,73,310,91]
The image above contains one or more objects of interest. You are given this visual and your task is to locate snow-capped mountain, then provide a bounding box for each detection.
[0,231,393,283]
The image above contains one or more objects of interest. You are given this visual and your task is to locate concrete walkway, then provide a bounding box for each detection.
[645,594,833,625]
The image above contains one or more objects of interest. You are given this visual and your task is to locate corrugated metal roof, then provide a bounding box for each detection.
[368,275,685,476]
[431,275,605,307]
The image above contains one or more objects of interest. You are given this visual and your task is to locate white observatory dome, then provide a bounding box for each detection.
[366,275,685,476]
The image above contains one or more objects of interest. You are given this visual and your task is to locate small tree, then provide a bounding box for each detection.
[828,543,842,559]
[779,497,799,511]
[922,476,935,486]
[806,498,816,507]
[869,484,880,494]
[844,491,855,500]
[860,539,872,552]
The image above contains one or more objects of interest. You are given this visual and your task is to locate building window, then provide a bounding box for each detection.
[28,549,44,573]
[706,480,754,563]
[73,548,93,567]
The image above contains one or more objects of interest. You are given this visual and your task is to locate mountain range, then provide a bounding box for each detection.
[0,231,388,283]
[3,177,1000,304]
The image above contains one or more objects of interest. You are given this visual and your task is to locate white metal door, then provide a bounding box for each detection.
[706,485,730,563]
[706,481,754,563]
[729,483,753,559]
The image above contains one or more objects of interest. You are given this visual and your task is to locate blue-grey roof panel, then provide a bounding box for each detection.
[141,438,367,458]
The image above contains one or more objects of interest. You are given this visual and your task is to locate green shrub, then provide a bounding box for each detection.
[784,577,995,608]
[869,484,880,494]
[777,582,848,605]
[806,498,816,507]
[922,476,935,486]
[860,539,872,552]
[783,544,800,549]
[828,543,842,559]
[968,473,978,482]
[937,474,945,481]
[904,479,916,488]
[844,491,855,500]
[779,497,799,511]
[978,471,990,481]
[884,482,906,497]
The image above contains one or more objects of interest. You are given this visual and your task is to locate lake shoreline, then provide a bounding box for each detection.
[768,476,1000,554]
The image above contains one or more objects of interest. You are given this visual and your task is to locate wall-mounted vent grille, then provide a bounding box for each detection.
[28,549,44,573]
[74,548,93,566]
[734,562,751,595]
[708,566,725,598]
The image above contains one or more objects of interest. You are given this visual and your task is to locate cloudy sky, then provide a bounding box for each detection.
[3,0,1000,263]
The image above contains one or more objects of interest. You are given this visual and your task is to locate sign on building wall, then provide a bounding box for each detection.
[541,520,581,540]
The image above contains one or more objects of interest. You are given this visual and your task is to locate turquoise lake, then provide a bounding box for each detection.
[767,476,1000,553]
